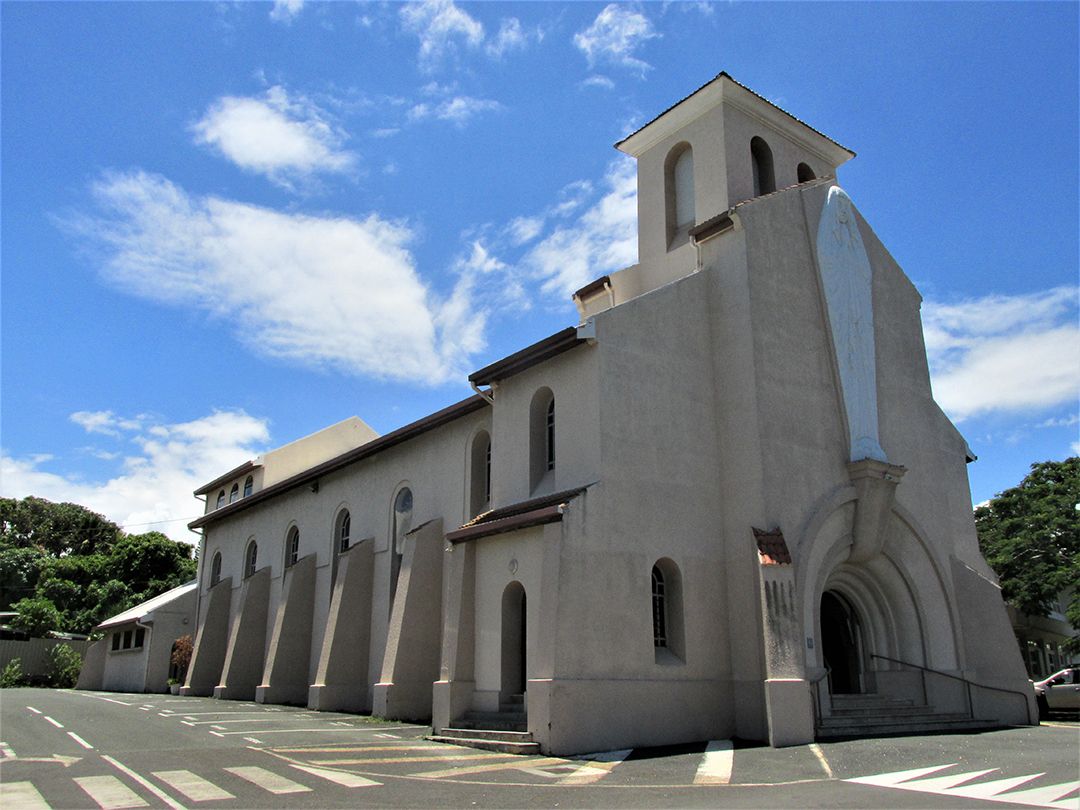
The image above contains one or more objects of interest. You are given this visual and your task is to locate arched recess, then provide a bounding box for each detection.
[529,388,555,494]
[664,142,695,244]
[751,136,776,196]
[389,485,413,613]
[797,162,816,183]
[651,557,685,663]
[244,538,258,578]
[209,551,222,587]
[501,581,527,698]
[797,495,963,693]
[284,524,300,568]
[331,505,351,588]
[468,429,491,517]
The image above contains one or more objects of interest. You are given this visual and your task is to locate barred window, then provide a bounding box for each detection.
[652,564,667,648]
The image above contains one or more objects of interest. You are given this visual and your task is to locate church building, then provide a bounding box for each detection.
[181,73,1035,754]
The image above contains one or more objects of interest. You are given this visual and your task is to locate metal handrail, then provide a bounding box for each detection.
[870,653,1033,724]
[808,666,831,731]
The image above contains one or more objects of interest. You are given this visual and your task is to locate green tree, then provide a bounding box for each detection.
[975,457,1080,648]
[9,596,63,636]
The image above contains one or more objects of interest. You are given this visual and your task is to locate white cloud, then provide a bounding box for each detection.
[66,171,486,384]
[508,216,544,246]
[573,4,659,73]
[1,410,270,542]
[400,0,484,71]
[524,158,638,298]
[70,411,145,437]
[923,287,1080,421]
[407,96,501,127]
[486,18,527,58]
[581,75,616,90]
[191,86,354,187]
[269,0,304,24]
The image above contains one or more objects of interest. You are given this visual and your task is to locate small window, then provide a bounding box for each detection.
[469,431,492,517]
[229,483,239,503]
[111,633,120,651]
[546,399,555,472]
[652,565,667,648]
[243,476,253,497]
[751,136,776,196]
[285,527,300,567]
[485,440,492,503]
[216,490,225,509]
[338,511,351,554]
[245,540,258,578]
[134,628,145,648]
[122,630,133,650]
[210,551,222,586]
[797,162,816,183]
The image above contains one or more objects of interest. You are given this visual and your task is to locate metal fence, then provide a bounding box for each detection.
[0,637,91,680]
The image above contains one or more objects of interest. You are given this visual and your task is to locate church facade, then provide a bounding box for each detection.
[181,73,1034,754]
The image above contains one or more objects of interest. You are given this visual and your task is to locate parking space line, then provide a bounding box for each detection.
[809,742,834,779]
[26,707,42,714]
[290,764,382,788]
[44,716,64,728]
[310,753,521,767]
[68,731,95,749]
[413,756,567,779]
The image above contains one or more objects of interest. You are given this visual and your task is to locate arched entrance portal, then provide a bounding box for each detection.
[501,582,526,698]
[820,590,865,694]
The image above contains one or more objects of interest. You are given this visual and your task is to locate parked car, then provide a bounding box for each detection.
[1033,667,1080,718]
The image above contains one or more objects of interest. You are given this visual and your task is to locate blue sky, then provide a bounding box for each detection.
[2,1,1077,542]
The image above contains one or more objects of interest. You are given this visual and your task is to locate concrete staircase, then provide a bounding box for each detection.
[817,693,999,740]
[429,693,540,754]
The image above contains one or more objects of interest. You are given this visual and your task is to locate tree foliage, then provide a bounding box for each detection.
[1,497,196,635]
[975,457,1079,647]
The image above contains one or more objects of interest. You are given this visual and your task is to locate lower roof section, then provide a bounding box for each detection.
[446,485,591,544]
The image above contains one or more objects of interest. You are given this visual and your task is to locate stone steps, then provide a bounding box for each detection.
[818,693,998,740]
[428,727,540,755]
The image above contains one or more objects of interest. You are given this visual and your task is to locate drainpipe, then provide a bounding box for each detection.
[136,618,154,692]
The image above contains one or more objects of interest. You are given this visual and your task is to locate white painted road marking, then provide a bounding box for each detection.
[75,775,149,809]
[102,755,187,810]
[43,716,63,729]
[562,749,631,785]
[0,781,50,810]
[809,742,834,778]
[290,764,382,788]
[1,741,15,758]
[153,770,235,802]
[68,731,94,749]
[26,706,42,714]
[847,764,1080,809]
[693,740,734,785]
[243,737,263,744]
[225,766,312,794]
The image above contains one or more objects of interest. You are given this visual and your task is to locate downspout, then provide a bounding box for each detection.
[136,618,154,692]
[189,524,205,689]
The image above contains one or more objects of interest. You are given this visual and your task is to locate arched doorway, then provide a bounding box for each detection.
[820,590,864,694]
[501,582,527,698]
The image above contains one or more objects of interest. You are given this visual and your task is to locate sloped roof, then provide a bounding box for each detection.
[96,580,197,630]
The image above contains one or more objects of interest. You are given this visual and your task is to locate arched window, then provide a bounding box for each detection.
[797,162,816,183]
[390,487,413,611]
[651,558,685,662]
[469,431,492,517]
[245,540,258,578]
[210,551,222,586]
[216,490,226,509]
[229,483,239,503]
[664,143,695,244]
[243,476,253,497]
[751,136,776,196]
[652,565,667,648]
[285,526,300,567]
[529,388,555,493]
[338,510,351,554]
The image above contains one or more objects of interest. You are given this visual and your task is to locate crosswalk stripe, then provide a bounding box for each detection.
[311,753,520,766]
[75,775,149,809]
[992,780,1080,808]
[561,749,631,785]
[908,768,999,791]
[271,744,436,754]
[1,781,50,810]
[289,764,382,787]
[224,766,312,794]
[153,770,235,802]
[847,765,1080,809]
[693,740,734,785]
[414,756,567,779]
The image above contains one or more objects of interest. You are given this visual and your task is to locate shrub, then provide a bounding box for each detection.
[170,634,193,682]
[48,644,83,688]
[1,658,26,688]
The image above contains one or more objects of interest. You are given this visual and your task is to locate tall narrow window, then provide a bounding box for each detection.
[797,162,816,183]
[546,399,555,472]
[243,476,253,497]
[210,551,222,586]
[338,510,351,553]
[529,388,556,492]
[469,431,492,517]
[134,628,145,648]
[751,136,776,196]
[216,490,226,509]
[651,558,685,662]
[285,527,300,567]
[245,540,258,577]
[229,483,239,503]
[390,488,413,612]
[652,565,667,648]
